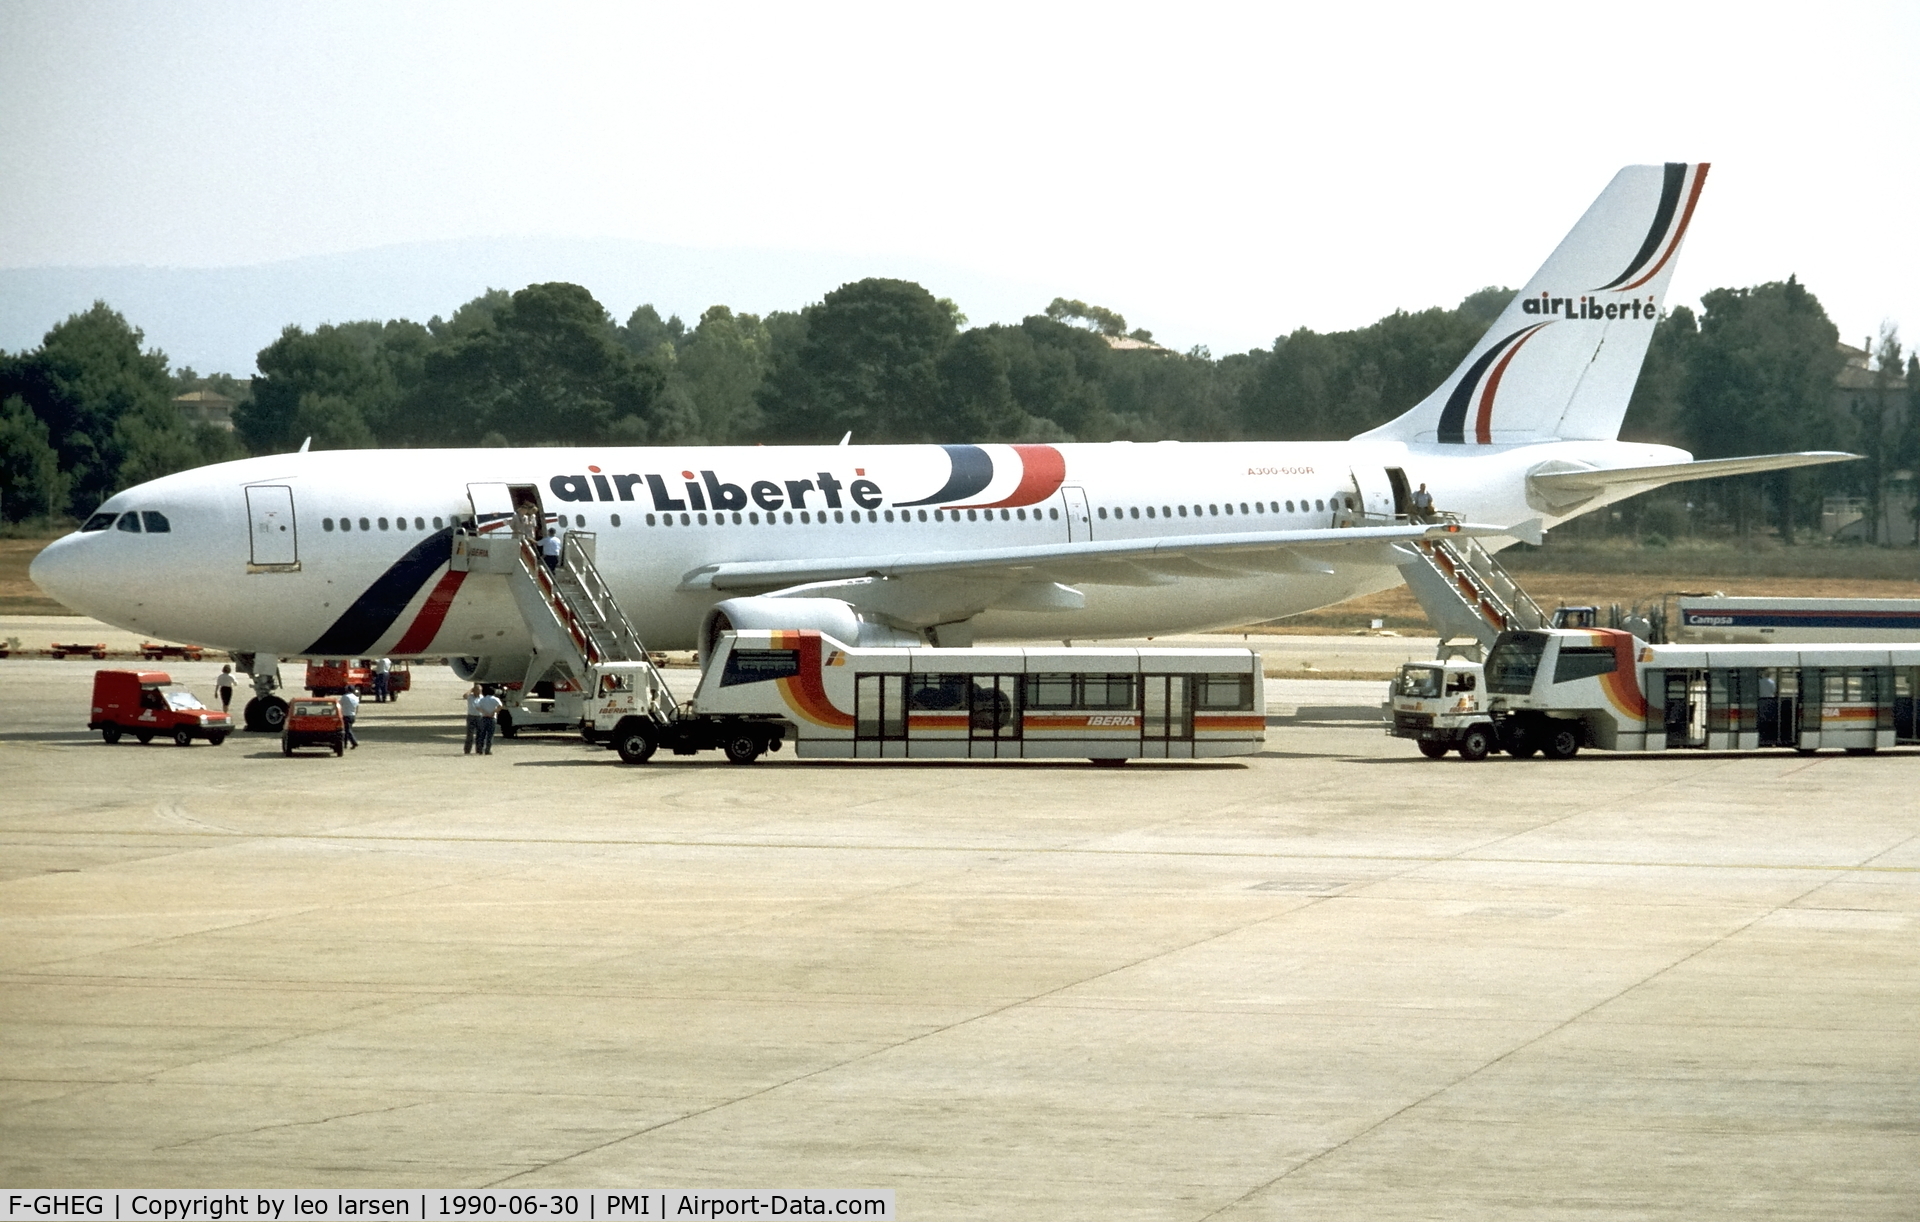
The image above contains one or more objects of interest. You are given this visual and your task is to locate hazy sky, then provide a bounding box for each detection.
[2,1,1916,357]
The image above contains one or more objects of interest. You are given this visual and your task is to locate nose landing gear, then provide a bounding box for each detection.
[233,653,288,732]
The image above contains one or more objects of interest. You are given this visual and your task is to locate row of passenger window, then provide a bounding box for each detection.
[312,495,1360,536]
[323,515,447,533]
[80,511,170,533]
[1098,496,1354,522]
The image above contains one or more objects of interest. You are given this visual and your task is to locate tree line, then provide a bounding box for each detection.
[4,273,1912,541]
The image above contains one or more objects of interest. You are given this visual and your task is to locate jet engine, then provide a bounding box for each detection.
[449,654,534,684]
[699,597,922,668]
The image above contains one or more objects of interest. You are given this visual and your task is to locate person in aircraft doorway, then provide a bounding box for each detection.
[541,525,563,573]
[1410,483,1436,522]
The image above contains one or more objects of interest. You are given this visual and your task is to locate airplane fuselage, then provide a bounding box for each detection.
[31,437,1686,658]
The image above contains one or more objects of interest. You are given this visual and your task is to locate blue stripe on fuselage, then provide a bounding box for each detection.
[305,528,456,655]
[895,444,993,506]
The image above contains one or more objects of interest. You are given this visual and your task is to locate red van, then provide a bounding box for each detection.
[90,670,232,746]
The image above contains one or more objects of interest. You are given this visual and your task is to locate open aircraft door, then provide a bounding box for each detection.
[467,482,544,535]
[1352,467,1399,525]
[245,485,299,568]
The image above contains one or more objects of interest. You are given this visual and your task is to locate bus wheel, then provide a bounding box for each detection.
[1544,724,1580,760]
[1417,740,1450,759]
[1090,757,1128,768]
[1845,746,1878,755]
[1458,727,1493,761]
[724,734,763,765]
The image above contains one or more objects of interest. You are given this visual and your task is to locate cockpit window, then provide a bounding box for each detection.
[81,512,117,532]
[115,512,142,533]
[142,511,171,533]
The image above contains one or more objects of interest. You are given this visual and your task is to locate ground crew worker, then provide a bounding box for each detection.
[214,664,235,712]
[464,684,485,754]
[542,526,562,573]
[373,656,391,702]
[1410,483,1436,522]
[339,687,360,749]
[472,686,503,755]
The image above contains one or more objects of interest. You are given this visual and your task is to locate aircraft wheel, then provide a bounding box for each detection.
[173,727,193,747]
[614,725,657,765]
[1457,727,1493,761]
[723,734,763,765]
[1417,740,1450,759]
[261,697,288,732]
[101,725,122,744]
[1544,723,1581,760]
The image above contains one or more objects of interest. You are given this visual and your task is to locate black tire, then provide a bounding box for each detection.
[282,738,294,756]
[498,709,518,738]
[243,697,265,732]
[332,739,344,757]
[102,724,122,744]
[1458,727,1493,761]
[136,732,153,745]
[1845,746,1877,755]
[208,733,227,747]
[1417,740,1450,759]
[614,724,657,764]
[1544,723,1580,760]
[261,697,288,732]
[173,726,193,747]
[724,733,762,765]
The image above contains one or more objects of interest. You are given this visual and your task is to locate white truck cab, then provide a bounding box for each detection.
[1386,656,1495,759]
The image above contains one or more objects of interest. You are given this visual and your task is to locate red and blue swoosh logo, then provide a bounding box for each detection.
[895,443,1067,508]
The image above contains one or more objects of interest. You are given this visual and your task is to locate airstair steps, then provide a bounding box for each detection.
[1396,531,1548,652]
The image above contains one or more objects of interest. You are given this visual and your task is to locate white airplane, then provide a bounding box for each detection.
[33,162,1850,726]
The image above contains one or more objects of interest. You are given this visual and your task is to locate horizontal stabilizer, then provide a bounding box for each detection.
[1528,451,1857,510]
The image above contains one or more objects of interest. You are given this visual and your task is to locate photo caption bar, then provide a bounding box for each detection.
[1,1194,893,1222]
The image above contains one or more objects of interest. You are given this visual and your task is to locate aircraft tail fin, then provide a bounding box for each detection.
[1358,162,1708,446]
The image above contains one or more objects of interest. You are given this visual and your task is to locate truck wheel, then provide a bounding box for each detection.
[1544,723,1580,760]
[102,725,122,744]
[614,726,657,764]
[724,734,763,765]
[1458,727,1493,761]
[282,739,294,756]
[1417,740,1450,759]
[261,697,288,732]
[498,709,518,738]
[332,739,344,757]
[208,733,228,747]
[173,727,193,747]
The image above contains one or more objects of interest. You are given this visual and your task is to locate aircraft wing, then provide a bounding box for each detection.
[1527,451,1857,510]
[679,520,1524,594]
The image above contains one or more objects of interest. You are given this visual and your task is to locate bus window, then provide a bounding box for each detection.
[1027,674,1076,708]
[1486,633,1547,694]
[910,675,968,710]
[1195,673,1254,710]
[1552,646,1617,684]
[720,648,800,687]
[1083,674,1134,709]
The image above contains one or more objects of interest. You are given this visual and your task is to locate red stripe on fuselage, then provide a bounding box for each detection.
[965,444,1067,508]
[390,569,467,655]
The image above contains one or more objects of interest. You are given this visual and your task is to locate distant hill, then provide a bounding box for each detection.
[0,238,1051,375]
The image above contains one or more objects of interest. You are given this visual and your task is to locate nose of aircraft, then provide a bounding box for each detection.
[28,533,110,617]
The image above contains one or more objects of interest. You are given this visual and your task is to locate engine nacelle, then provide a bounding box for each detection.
[448,654,533,684]
[700,597,922,668]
